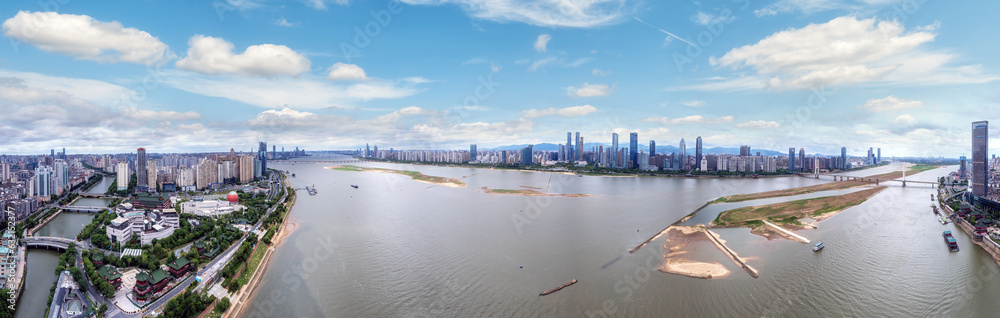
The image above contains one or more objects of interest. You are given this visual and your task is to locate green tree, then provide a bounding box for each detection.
[0,289,13,318]
[216,297,231,313]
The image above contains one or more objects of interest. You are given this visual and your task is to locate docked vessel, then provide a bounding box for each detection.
[943,231,959,252]
[812,241,824,252]
[939,216,948,225]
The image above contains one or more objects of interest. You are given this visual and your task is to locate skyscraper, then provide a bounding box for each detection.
[521,145,534,165]
[629,132,638,169]
[799,148,806,171]
[695,136,703,171]
[35,165,52,197]
[740,145,750,157]
[137,148,147,191]
[117,162,128,191]
[972,121,988,197]
[470,144,477,163]
[566,132,574,162]
[960,155,967,179]
[575,132,582,162]
[649,140,656,157]
[841,147,847,170]
[877,148,881,164]
[679,139,687,170]
[789,148,796,171]
[612,133,619,168]
[258,142,268,175]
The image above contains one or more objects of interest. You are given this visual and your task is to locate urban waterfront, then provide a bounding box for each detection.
[236,157,998,317]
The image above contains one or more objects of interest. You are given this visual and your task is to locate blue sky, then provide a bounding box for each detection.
[0,0,997,157]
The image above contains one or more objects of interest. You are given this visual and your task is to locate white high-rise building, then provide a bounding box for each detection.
[34,166,53,197]
[147,159,157,190]
[117,162,128,191]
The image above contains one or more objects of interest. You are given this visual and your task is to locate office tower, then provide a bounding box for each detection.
[877,148,881,164]
[147,159,157,190]
[50,149,54,159]
[521,145,533,165]
[612,133,619,168]
[137,148,147,190]
[117,162,128,191]
[61,147,66,159]
[789,148,796,171]
[679,139,687,170]
[259,142,268,175]
[841,147,847,169]
[629,133,638,169]
[650,140,656,157]
[35,165,52,197]
[799,148,805,171]
[739,145,749,157]
[575,132,582,162]
[960,155,967,179]
[566,132,574,162]
[868,147,874,165]
[695,136,703,171]
[470,144,477,163]
[973,121,988,197]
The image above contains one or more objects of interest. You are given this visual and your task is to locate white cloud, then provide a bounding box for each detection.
[521,105,597,118]
[592,69,611,76]
[707,16,995,90]
[176,35,311,77]
[893,114,917,126]
[643,115,734,125]
[275,18,299,27]
[305,0,350,10]
[520,56,590,72]
[566,83,613,97]
[858,95,922,113]
[681,100,705,107]
[0,69,131,105]
[399,0,627,28]
[326,63,368,81]
[754,0,839,16]
[1,11,173,65]
[691,11,735,26]
[164,70,420,109]
[736,120,782,129]
[534,34,551,53]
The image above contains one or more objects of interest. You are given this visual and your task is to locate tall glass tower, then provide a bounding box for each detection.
[611,133,619,168]
[973,121,989,197]
[629,132,638,169]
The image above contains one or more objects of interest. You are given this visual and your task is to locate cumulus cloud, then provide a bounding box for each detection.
[643,115,734,125]
[893,114,917,126]
[326,63,368,81]
[176,35,311,76]
[521,105,597,118]
[400,0,627,28]
[736,120,782,129]
[566,83,613,97]
[707,16,997,90]
[534,34,551,52]
[858,95,922,112]
[1,11,173,65]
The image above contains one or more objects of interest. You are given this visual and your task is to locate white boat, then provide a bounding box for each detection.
[812,241,825,252]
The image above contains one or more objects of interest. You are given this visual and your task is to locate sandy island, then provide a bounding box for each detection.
[659,226,731,279]
[326,165,466,188]
[478,187,592,197]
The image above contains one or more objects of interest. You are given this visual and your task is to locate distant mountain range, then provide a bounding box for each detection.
[489,143,799,157]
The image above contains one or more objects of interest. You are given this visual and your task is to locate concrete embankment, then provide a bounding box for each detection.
[630,202,712,254]
[703,229,759,278]
[27,208,63,236]
[762,220,811,244]
[940,202,1000,267]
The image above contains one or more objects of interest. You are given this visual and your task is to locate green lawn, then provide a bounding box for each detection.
[237,242,268,286]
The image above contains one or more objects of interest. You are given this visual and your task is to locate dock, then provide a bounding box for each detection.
[539,279,577,296]
[704,229,759,278]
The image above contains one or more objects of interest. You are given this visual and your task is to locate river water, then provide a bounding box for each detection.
[13,250,59,318]
[84,175,116,194]
[237,157,999,317]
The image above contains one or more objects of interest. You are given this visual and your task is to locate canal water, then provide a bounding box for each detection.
[84,175,116,194]
[70,198,113,207]
[13,250,59,318]
[34,212,94,240]
[240,158,994,317]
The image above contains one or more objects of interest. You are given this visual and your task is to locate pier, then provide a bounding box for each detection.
[539,279,577,296]
[704,229,759,278]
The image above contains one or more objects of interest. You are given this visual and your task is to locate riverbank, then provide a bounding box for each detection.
[713,180,870,203]
[659,226,730,279]
[228,174,296,318]
[865,164,940,180]
[326,165,466,188]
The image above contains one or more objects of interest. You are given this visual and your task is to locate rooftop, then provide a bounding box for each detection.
[96,265,121,280]
[166,256,190,270]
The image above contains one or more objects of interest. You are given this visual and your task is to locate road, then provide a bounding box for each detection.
[106,172,286,318]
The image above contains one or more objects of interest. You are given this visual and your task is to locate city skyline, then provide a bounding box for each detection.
[0,1,998,156]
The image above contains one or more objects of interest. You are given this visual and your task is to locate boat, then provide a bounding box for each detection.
[943,231,959,252]
[812,241,824,252]
[939,216,948,225]
[351,185,359,189]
